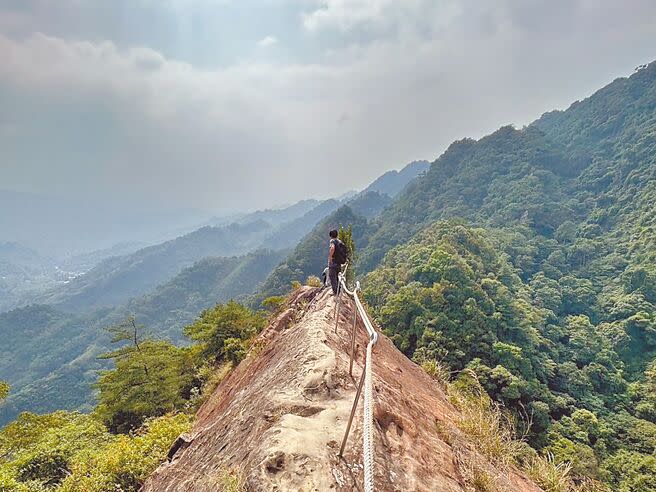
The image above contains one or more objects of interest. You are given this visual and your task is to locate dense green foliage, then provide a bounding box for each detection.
[0,298,266,490]
[359,65,656,276]
[364,222,655,484]
[184,301,267,363]
[0,305,102,424]
[0,411,191,491]
[359,62,656,489]
[95,317,198,433]
[95,302,265,434]
[96,338,196,433]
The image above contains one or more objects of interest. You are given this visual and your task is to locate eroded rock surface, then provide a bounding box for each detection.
[143,287,543,492]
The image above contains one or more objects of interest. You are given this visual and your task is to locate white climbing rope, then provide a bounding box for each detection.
[362,338,375,492]
[337,270,378,492]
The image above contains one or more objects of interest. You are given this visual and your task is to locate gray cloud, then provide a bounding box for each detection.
[0,1,655,212]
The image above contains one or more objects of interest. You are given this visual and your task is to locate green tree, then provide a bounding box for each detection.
[95,317,197,433]
[338,224,356,287]
[604,450,656,492]
[184,301,266,362]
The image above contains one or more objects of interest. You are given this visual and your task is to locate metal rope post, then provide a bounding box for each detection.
[335,276,378,492]
[334,288,341,333]
[338,356,367,458]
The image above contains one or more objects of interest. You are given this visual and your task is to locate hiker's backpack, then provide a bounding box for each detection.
[332,239,348,265]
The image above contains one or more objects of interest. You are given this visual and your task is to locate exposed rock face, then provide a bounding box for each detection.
[143,287,543,492]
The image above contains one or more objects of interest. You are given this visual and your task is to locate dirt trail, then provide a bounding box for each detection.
[143,287,543,491]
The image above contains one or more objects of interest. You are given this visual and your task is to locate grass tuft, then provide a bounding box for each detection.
[462,458,499,491]
[421,359,451,388]
[447,373,523,466]
[524,452,573,492]
[209,468,246,492]
[306,275,323,288]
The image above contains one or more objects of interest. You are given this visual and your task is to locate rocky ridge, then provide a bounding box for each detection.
[144,287,543,491]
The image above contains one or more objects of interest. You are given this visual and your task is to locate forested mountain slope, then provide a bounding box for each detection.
[360,62,656,273]
[262,199,341,249]
[120,249,287,341]
[246,61,656,489]
[345,190,393,218]
[0,249,285,425]
[0,305,104,423]
[34,220,275,312]
[235,199,321,227]
[33,200,342,313]
[352,62,656,489]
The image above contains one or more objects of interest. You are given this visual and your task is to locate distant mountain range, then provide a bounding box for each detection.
[235,199,322,227]
[33,220,275,311]
[361,160,429,197]
[0,242,60,313]
[28,199,340,312]
[0,159,428,423]
[58,241,149,273]
[0,241,45,269]
[24,162,420,314]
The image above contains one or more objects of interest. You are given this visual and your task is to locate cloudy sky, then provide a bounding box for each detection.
[1,1,655,213]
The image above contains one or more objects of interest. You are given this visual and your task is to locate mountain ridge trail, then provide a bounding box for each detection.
[143,286,543,491]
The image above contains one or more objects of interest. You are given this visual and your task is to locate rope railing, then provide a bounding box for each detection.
[334,265,378,492]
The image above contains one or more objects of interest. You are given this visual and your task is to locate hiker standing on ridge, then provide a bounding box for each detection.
[328,229,348,295]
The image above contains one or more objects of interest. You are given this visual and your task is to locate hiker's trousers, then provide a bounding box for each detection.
[329,263,341,295]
